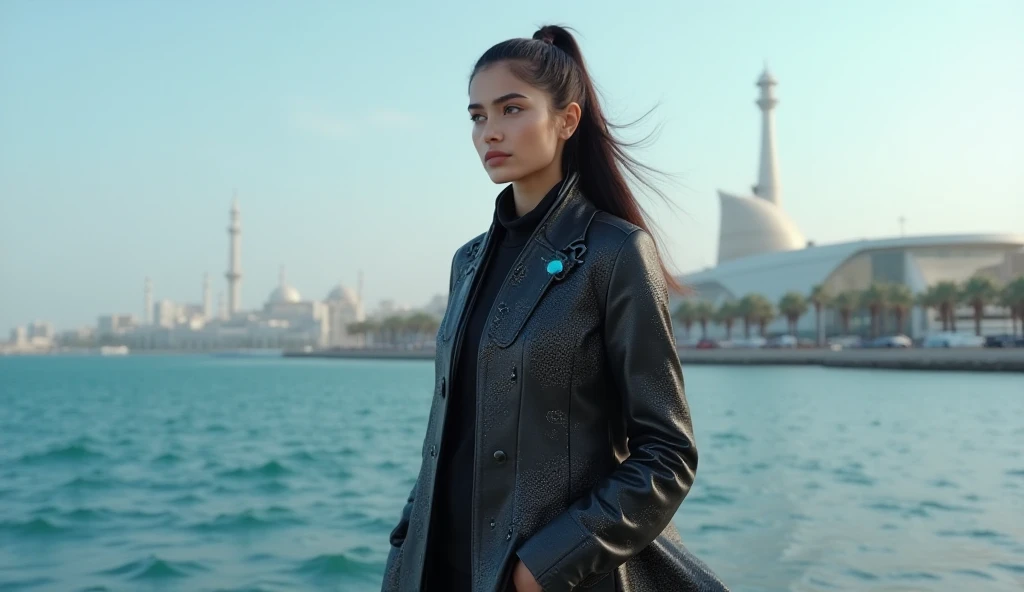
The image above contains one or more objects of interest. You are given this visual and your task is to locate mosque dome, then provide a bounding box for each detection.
[326,284,359,307]
[267,266,302,304]
[268,284,302,304]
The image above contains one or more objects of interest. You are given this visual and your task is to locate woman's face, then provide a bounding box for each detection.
[468,62,568,185]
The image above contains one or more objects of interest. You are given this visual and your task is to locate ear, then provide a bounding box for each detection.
[559,102,582,140]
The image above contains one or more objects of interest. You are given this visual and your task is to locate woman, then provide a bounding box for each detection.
[382,25,728,592]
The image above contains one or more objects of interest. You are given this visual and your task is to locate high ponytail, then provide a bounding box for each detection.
[470,25,684,294]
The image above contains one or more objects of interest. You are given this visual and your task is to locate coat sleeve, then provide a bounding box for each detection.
[515,229,698,592]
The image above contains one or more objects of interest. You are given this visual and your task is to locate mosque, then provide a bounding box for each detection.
[118,197,367,351]
[675,68,1024,338]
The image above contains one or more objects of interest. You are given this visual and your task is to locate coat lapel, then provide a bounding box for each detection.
[441,227,495,343]
[487,174,598,348]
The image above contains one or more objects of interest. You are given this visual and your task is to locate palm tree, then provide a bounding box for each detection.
[755,298,776,337]
[381,315,406,345]
[809,284,831,346]
[960,276,999,336]
[672,301,696,340]
[739,294,774,337]
[346,320,379,347]
[778,292,808,336]
[1002,277,1024,337]
[404,311,441,345]
[887,284,914,336]
[737,295,758,338]
[833,291,858,334]
[715,301,739,340]
[916,288,939,332]
[693,301,715,339]
[933,281,960,332]
[860,283,889,338]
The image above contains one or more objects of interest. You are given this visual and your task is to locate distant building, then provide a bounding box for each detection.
[677,68,1024,339]
[97,314,136,335]
[325,283,364,347]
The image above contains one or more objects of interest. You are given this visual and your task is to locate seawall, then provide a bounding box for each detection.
[285,347,1024,372]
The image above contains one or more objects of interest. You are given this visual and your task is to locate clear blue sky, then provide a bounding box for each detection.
[1,0,1022,332]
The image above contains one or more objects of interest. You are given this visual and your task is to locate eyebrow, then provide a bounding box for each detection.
[467,92,529,110]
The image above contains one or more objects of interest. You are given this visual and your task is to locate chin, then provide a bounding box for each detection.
[484,167,520,184]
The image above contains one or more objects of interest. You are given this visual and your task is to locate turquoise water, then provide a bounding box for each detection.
[0,356,1022,592]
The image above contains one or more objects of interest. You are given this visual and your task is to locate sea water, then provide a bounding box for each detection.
[1,355,1022,591]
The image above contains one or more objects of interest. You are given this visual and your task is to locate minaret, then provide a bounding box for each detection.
[753,65,781,206]
[217,291,226,320]
[202,273,212,319]
[225,194,242,316]
[144,277,153,325]
[357,269,365,320]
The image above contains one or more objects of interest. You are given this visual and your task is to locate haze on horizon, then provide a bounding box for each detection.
[1,0,1022,332]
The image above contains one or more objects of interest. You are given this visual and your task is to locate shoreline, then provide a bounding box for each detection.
[285,347,1024,372]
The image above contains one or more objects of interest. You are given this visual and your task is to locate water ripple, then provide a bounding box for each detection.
[97,555,210,580]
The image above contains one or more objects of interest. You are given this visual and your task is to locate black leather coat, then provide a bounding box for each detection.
[382,176,728,592]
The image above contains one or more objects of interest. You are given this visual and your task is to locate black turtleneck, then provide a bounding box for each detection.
[428,180,563,588]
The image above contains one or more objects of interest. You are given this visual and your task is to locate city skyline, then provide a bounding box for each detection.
[2,1,1022,332]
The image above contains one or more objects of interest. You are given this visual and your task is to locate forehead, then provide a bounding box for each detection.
[469,62,540,103]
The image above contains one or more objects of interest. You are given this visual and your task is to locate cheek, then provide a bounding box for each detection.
[512,115,557,159]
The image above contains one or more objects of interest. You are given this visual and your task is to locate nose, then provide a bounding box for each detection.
[482,119,503,144]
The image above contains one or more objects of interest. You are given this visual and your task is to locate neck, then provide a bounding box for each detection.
[511,162,563,217]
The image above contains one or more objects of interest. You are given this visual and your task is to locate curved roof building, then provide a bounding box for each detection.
[717,190,805,263]
[676,69,1024,339]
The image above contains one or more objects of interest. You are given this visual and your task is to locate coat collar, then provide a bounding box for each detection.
[450,173,598,349]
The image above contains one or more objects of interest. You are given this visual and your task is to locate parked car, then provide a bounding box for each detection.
[730,336,767,349]
[922,332,985,348]
[766,335,798,348]
[985,334,1021,348]
[695,338,720,349]
[827,335,863,350]
[866,335,912,348]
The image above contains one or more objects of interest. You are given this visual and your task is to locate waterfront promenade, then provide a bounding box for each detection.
[285,346,1024,372]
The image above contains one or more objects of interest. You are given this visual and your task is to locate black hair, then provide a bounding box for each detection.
[470,24,683,293]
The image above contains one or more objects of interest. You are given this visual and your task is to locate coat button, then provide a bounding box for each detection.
[493,450,507,464]
[440,377,446,398]
[510,365,517,381]
[489,519,496,528]
[430,445,436,457]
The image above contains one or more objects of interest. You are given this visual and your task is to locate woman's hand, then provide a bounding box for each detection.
[512,560,542,592]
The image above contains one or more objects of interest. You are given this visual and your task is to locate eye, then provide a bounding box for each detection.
[470,113,485,123]
[504,105,522,115]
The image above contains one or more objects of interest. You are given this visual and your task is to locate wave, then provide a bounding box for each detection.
[170,493,204,505]
[61,476,115,491]
[951,569,995,581]
[687,492,735,506]
[190,508,305,533]
[0,517,69,536]
[153,453,183,464]
[97,555,209,580]
[992,563,1024,574]
[287,450,318,463]
[0,576,55,590]
[710,431,750,444]
[17,443,105,465]
[937,529,1006,540]
[219,460,292,479]
[697,523,740,533]
[293,553,378,577]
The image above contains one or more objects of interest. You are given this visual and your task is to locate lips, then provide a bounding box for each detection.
[485,150,511,164]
